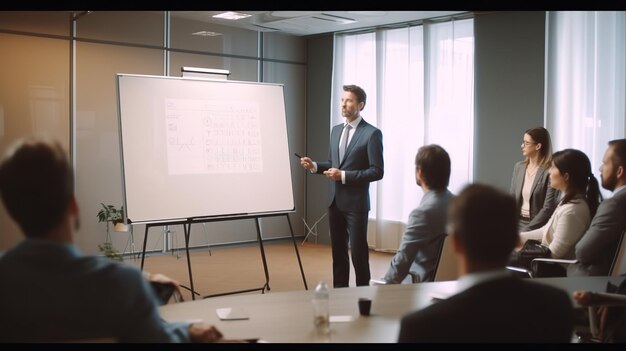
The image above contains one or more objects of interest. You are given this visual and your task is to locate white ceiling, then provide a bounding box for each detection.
[171,11,469,36]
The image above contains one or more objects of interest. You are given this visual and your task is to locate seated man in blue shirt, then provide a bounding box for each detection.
[398,183,574,342]
[376,144,454,284]
[0,137,223,342]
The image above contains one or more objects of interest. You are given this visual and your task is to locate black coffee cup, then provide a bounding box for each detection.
[358,298,372,316]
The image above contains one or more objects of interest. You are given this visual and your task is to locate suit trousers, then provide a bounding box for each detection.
[328,200,370,287]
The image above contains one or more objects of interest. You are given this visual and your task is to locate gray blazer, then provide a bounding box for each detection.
[568,187,626,276]
[316,118,384,212]
[510,161,560,231]
[383,189,454,283]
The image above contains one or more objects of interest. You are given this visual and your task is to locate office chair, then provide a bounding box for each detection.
[370,234,447,285]
[151,281,182,305]
[432,234,460,282]
[406,234,448,284]
[509,229,626,279]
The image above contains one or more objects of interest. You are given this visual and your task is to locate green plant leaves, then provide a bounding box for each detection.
[96,203,124,223]
[97,242,123,262]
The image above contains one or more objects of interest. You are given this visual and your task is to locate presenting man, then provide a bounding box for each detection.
[299,84,384,287]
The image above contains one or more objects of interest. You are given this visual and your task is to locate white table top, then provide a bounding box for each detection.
[159,275,626,343]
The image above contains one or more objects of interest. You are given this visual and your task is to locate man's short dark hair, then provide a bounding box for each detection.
[343,84,367,110]
[415,144,451,190]
[609,138,626,167]
[0,137,73,238]
[449,183,519,265]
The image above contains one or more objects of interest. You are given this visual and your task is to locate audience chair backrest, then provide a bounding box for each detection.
[609,229,626,277]
[433,234,460,282]
[408,234,447,284]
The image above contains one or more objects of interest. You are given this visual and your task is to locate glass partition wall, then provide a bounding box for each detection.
[0,11,307,255]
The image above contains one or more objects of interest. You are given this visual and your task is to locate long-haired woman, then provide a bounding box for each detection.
[519,148,602,260]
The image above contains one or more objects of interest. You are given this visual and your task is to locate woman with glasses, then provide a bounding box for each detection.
[509,127,559,231]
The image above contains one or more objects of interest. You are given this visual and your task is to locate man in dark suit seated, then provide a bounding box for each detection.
[397,183,574,343]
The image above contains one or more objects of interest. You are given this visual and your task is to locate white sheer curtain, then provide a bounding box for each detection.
[331,18,474,251]
[546,11,626,199]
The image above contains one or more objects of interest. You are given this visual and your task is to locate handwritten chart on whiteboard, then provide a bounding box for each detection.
[165,99,263,175]
[116,74,294,224]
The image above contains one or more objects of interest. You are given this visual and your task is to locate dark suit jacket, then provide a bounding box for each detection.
[510,161,560,231]
[569,187,626,276]
[316,118,384,212]
[398,275,574,343]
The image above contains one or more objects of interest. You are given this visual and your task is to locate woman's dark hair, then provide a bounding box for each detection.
[551,148,602,217]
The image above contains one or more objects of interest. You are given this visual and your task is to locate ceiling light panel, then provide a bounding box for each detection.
[192,31,222,37]
[212,11,252,20]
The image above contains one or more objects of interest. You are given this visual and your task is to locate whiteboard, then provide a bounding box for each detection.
[116,74,294,224]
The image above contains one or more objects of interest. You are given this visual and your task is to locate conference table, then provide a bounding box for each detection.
[159,275,626,343]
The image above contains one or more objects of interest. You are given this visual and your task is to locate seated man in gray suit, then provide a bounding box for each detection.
[398,184,574,343]
[569,138,626,276]
[375,144,454,284]
[0,137,224,342]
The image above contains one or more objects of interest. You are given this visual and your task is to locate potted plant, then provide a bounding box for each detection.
[97,203,125,226]
[97,203,126,261]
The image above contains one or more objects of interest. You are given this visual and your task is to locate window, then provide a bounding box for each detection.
[546,11,626,199]
[332,18,474,250]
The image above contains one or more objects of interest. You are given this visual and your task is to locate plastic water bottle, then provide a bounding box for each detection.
[312,281,330,335]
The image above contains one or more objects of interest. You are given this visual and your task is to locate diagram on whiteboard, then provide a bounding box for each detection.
[165,98,263,175]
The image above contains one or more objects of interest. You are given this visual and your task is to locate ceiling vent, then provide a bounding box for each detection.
[255,13,357,35]
[251,24,280,32]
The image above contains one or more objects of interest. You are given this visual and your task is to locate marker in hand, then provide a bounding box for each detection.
[295,153,311,171]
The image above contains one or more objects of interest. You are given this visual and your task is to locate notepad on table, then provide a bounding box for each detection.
[330,315,354,322]
[216,307,250,320]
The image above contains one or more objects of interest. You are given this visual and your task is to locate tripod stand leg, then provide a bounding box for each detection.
[202,223,212,256]
[287,214,308,290]
[255,218,271,292]
[183,223,199,300]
